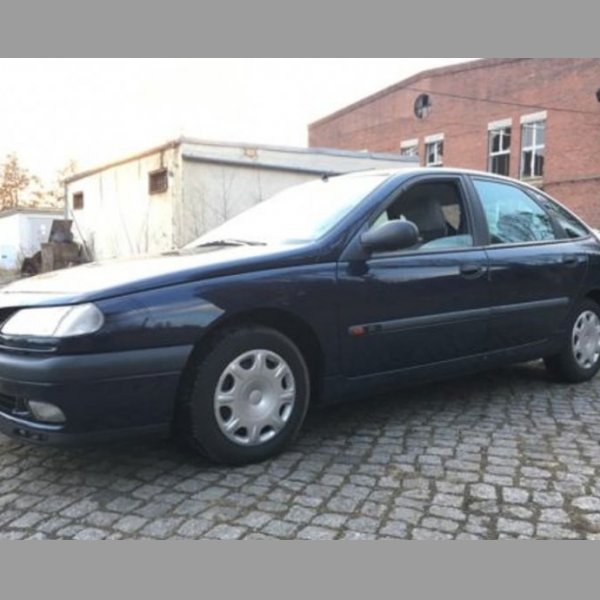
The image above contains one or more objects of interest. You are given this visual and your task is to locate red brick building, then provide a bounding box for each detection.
[309,58,600,226]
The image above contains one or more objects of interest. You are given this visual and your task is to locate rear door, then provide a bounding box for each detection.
[470,176,588,351]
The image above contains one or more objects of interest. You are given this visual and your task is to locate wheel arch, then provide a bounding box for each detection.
[178,307,326,406]
[585,289,600,306]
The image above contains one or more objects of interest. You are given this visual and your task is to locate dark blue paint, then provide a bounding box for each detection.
[0,168,599,445]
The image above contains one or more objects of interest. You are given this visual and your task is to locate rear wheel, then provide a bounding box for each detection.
[544,299,600,383]
[178,326,310,465]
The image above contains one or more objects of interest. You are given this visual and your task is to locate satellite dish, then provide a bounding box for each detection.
[414,93,432,119]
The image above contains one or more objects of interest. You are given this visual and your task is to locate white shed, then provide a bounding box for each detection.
[64,138,417,260]
[0,209,62,271]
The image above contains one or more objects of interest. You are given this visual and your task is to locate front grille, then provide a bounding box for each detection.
[0,393,31,420]
[0,392,17,414]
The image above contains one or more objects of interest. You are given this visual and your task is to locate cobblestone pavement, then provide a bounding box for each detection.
[2,361,600,540]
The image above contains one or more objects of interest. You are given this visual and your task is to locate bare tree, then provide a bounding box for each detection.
[180,168,239,246]
[48,159,79,208]
[58,159,79,182]
[218,167,235,224]
[0,153,32,211]
[198,168,237,230]
[0,153,66,212]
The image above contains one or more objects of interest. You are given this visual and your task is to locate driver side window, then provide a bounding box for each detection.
[369,180,473,251]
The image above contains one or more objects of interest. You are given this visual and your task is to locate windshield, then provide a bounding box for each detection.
[186,173,388,247]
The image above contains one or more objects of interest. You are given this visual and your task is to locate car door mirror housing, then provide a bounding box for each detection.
[360,220,419,253]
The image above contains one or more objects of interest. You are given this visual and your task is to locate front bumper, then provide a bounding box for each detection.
[0,345,193,445]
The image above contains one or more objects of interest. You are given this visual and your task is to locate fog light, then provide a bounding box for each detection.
[26,401,66,423]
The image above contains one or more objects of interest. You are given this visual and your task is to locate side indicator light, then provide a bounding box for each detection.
[349,325,367,337]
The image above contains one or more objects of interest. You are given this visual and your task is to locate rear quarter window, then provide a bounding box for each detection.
[533,192,590,239]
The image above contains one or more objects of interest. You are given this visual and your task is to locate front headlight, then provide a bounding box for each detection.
[0,303,104,338]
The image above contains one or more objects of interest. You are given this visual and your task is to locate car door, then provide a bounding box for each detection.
[337,173,490,379]
[469,176,588,352]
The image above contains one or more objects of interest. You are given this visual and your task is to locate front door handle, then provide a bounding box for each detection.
[460,264,486,279]
[562,255,580,268]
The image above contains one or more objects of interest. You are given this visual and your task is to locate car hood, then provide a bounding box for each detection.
[0,243,317,307]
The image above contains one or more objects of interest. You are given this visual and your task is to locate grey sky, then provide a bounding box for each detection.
[0,58,475,182]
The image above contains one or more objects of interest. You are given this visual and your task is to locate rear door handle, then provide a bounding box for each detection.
[460,264,486,279]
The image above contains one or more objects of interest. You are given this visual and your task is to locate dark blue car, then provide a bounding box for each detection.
[0,168,599,464]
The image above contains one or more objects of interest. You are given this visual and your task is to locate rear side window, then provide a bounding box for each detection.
[533,193,589,239]
[473,179,555,245]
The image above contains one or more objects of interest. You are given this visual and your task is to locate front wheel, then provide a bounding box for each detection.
[544,299,600,383]
[178,326,310,465]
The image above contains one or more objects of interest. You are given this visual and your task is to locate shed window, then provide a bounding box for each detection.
[149,169,168,194]
[73,192,84,210]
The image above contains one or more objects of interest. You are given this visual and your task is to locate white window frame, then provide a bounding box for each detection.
[424,133,444,167]
[520,113,546,179]
[400,138,419,157]
[487,119,512,176]
[520,111,547,125]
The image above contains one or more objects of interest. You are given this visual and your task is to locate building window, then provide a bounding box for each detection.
[488,120,511,176]
[400,139,419,157]
[425,134,444,167]
[148,168,168,194]
[520,112,546,179]
[73,192,84,210]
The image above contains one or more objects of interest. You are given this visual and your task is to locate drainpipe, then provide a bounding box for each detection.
[63,179,69,219]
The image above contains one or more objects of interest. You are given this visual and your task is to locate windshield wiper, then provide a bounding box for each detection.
[195,238,266,247]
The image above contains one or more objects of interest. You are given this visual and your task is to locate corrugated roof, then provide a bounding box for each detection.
[0,208,63,219]
[63,139,181,184]
[0,207,62,220]
[63,136,414,184]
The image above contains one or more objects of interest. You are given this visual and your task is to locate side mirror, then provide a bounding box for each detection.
[360,219,419,253]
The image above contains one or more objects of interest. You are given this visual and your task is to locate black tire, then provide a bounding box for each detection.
[177,326,310,465]
[544,298,600,383]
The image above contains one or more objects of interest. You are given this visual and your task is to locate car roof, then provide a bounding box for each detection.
[342,167,543,193]
[345,166,509,180]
